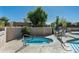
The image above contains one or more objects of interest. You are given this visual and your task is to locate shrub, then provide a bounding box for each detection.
[21,27,30,36]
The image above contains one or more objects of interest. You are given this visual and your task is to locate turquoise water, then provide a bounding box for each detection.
[66,38,79,53]
[22,37,53,45]
[67,38,79,44]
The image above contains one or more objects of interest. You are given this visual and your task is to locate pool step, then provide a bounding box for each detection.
[70,44,79,53]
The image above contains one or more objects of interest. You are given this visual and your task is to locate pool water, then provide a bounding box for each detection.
[22,37,53,45]
[67,38,79,44]
[66,38,79,53]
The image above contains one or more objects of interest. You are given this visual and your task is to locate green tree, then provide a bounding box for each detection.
[51,16,67,35]
[51,16,60,34]
[55,16,60,28]
[58,18,67,28]
[0,17,9,26]
[76,22,79,27]
[66,22,71,27]
[27,7,48,27]
[21,26,30,36]
[0,20,5,28]
[51,16,60,30]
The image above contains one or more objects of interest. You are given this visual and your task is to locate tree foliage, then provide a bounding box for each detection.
[27,7,48,27]
[0,17,9,26]
[76,22,79,27]
[51,16,67,34]
[0,20,5,28]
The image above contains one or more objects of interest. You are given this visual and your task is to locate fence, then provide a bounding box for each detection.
[29,27,52,36]
[68,27,79,31]
[0,27,53,42]
[5,27,22,42]
[0,27,79,43]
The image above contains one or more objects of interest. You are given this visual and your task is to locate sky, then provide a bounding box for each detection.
[0,6,79,24]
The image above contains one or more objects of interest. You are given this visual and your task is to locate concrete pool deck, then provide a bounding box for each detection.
[0,34,78,53]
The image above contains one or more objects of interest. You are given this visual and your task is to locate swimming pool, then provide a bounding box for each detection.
[66,38,79,53]
[22,37,53,45]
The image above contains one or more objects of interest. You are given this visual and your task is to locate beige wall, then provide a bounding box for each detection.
[68,27,79,31]
[2,27,52,42]
[6,27,22,42]
[29,27,52,36]
[1,27,79,43]
[5,27,52,42]
[0,27,52,47]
